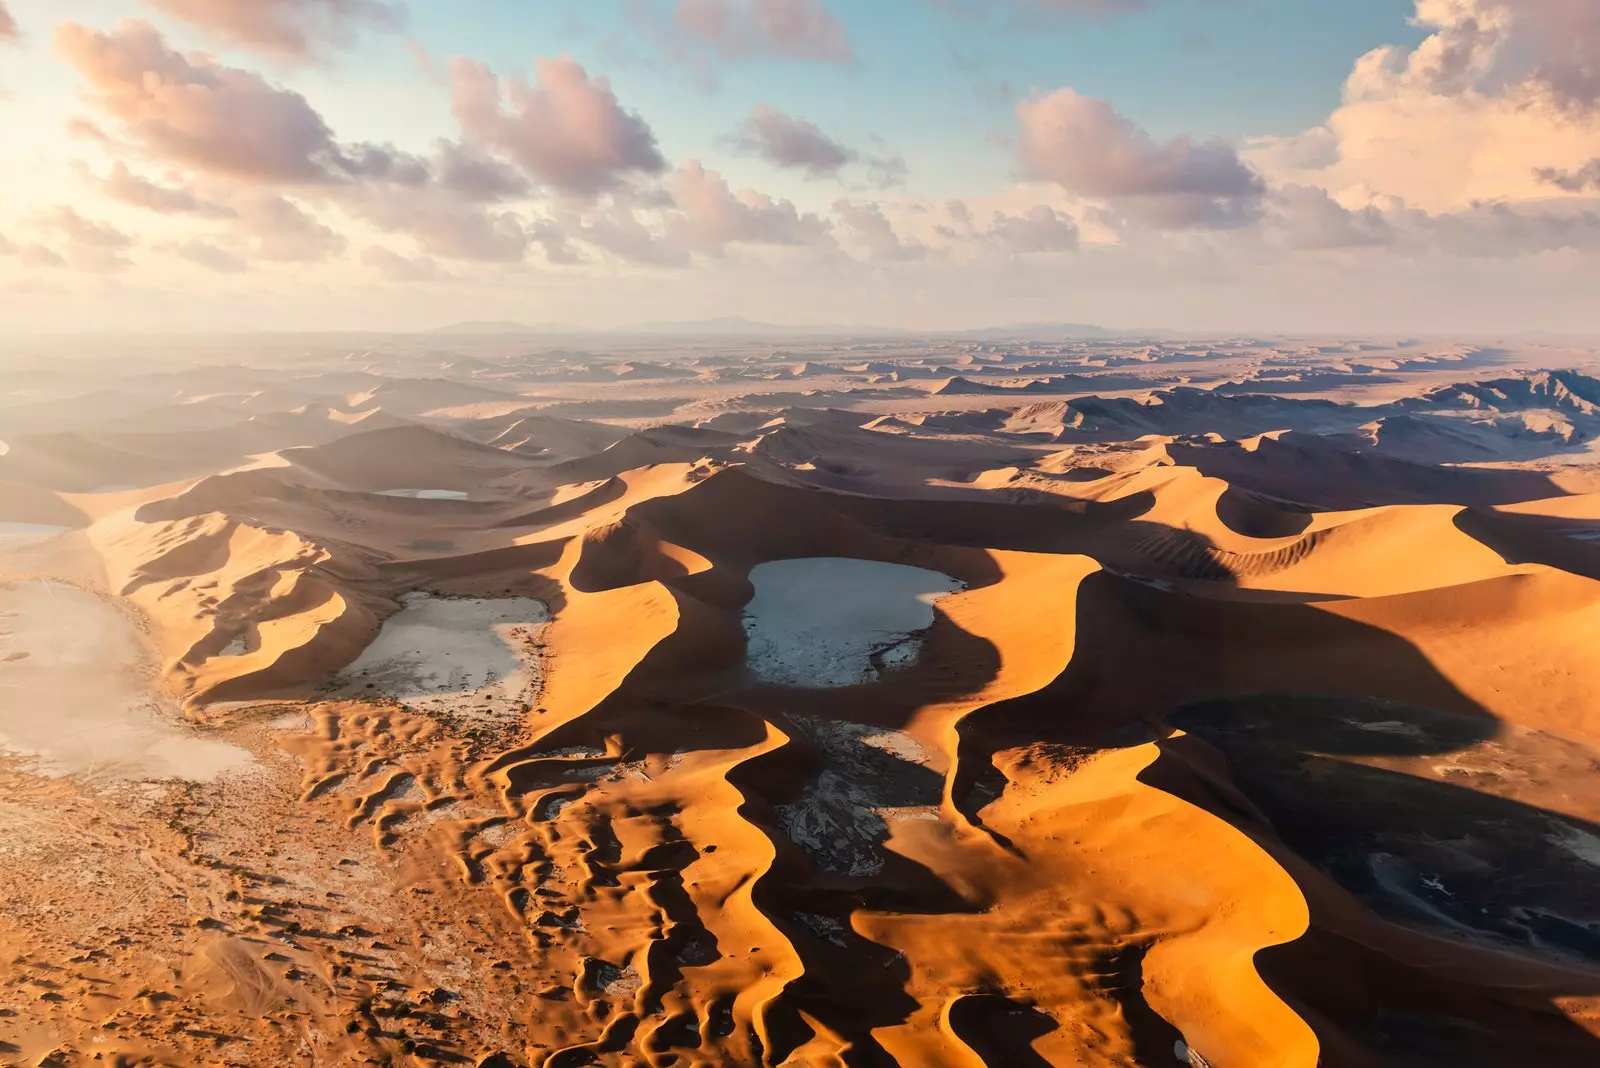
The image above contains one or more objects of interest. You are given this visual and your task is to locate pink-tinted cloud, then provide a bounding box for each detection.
[675,0,851,64]
[450,56,666,197]
[236,195,345,261]
[1269,185,1392,250]
[95,162,236,217]
[1018,88,1264,229]
[56,20,341,183]
[832,199,927,261]
[145,0,404,57]
[1536,158,1600,192]
[0,3,18,43]
[1514,0,1600,108]
[730,105,853,176]
[984,205,1079,253]
[40,206,134,249]
[345,187,532,262]
[33,207,136,272]
[580,207,691,267]
[667,160,830,249]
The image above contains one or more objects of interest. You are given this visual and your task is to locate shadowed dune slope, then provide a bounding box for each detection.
[2,361,1599,1068]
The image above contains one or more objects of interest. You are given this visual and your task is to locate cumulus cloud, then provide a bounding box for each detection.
[1377,0,1600,110]
[674,0,851,64]
[432,141,530,202]
[667,160,830,249]
[730,104,853,177]
[1536,158,1600,192]
[1269,185,1393,250]
[833,199,927,261]
[1250,2,1600,213]
[56,20,344,183]
[56,19,479,198]
[450,56,666,197]
[235,195,346,261]
[727,107,908,187]
[984,205,1080,253]
[35,206,136,272]
[94,162,236,217]
[40,206,133,249]
[529,219,584,266]
[1017,88,1265,229]
[580,207,691,267]
[145,0,404,57]
[1416,200,1600,257]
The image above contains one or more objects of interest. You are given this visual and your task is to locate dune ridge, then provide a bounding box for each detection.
[1,345,1598,1066]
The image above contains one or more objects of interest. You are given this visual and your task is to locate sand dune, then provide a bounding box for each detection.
[0,340,1598,1067]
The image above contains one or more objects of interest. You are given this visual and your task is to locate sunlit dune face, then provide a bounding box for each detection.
[1,333,1599,1065]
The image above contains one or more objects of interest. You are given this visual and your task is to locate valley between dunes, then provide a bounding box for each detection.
[1,338,1598,1067]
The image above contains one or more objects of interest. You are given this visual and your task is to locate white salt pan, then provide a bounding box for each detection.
[0,581,253,782]
[376,489,470,500]
[341,593,549,716]
[743,558,963,688]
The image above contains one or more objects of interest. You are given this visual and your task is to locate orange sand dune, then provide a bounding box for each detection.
[2,356,1599,1068]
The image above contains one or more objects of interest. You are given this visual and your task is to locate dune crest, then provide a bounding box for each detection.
[2,343,1599,1066]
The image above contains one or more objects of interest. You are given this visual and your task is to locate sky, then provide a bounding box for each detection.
[0,0,1597,334]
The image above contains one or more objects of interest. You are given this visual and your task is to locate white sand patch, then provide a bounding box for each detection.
[341,593,549,718]
[1549,821,1600,868]
[376,489,470,500]
[0,581,253,782]
[743,558,963,688]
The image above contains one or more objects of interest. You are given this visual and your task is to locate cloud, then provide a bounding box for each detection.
[40,206,134,249]
[144,0,404,58]
[1535,158,1600,192]
[984,205,1080,253]
[729,104,853,177]
[1250,3,1600,214]
[33,206,136,272]
[1415,200,1600,257]
[580,207,691,267]
[432,141,530,202]
[173,240,248,272]
[56,19,343,183]
[1017,88,1265,229]
[450,56,667,197]
[674,0,851,64]
[529,219,584,265]
[833,199,927,261]
[727,106,908,188]
[235,195,346,261]
[667,159,831,249]
[361,245,438,281]
[1269,185,1393,250]
[94,162,236,217]
[0,3,17,43]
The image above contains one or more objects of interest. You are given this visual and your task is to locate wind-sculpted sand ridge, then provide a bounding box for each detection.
[0,348,1598,1066]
